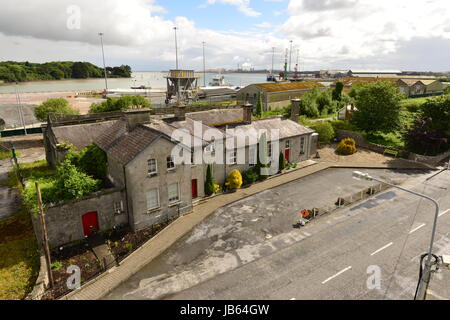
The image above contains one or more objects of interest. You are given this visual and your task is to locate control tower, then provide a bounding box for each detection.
[165,70,200,105]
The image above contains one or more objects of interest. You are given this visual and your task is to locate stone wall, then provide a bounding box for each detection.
[31,187,128,248]
[336,129,450,167]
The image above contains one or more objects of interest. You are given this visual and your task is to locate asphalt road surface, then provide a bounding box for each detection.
[104,168,449,300]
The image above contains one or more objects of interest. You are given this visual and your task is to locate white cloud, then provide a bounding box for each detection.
[282,0,450,66]
[204,0,261,17]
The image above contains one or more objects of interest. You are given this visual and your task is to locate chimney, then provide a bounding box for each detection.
[243,103,253,124]
[291,98,300,123]
[174,105,186,121]
[123,108,151,131]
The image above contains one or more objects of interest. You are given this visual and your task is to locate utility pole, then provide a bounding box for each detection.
[36,182,54,290]
[202,41,206,87]
[289,40,293,74]
[14,83,27,135]
[173,26,180,104]
[98,33,108,92]
[271,47,275,76]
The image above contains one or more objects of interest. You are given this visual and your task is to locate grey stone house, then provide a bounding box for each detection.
[40,103,317,244]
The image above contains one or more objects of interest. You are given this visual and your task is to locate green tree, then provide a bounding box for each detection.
[279,152,286,172]
[71,62,90,79]
[255,93,263,118]
[77,144,108,180]
[34,98,79,122]
[53,160,100,201]
[350,81,403,134]
[256,133,270,180]
[205,164,215,196]
[418,95,450,136]
[89,96,151,114]
[445,86,450,95]
[332,82,344,101]
[310,121,335,144]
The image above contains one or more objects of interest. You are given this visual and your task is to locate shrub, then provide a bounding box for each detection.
[89,95,151,114]
[205,164,215,196]
[279,152,286,172]
[76,144,107,180]
[336,138,357,155]
[242,169,258,185]
[225,170,243,190]
[310,121,335,144]
[34,98,79,122]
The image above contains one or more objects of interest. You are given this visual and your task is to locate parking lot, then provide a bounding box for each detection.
[104,168,428,300]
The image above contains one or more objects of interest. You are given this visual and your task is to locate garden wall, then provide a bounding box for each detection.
[336,129,450,167]
[31,187,128,248]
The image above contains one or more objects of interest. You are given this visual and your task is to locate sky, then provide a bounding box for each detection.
[0,0,449,72]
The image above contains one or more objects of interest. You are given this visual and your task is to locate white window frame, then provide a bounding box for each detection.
[146,189,160,211]
[300,137,306,154]
[285,140,291,149]
[249,146,257,167]
[228,149,237,165]
[267,142,272,158]
[168,183,180,204]
[148,159,158,175]
[167,155,175,170]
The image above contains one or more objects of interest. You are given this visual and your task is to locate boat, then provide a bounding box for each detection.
[131,85,152,90]
[209,75,226,86]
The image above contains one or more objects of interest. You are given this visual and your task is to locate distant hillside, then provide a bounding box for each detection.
[0,61,132,83]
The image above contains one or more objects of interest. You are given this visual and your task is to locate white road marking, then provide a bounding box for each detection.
[439,209,450,217]
[322,266,352,284]
[409,223,426,235]
[370,242,394,256]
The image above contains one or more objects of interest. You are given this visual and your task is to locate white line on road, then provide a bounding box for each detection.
[409,223,426,235]
[370,242,394,256]
[439,209,450,217]
[322,266,352,285]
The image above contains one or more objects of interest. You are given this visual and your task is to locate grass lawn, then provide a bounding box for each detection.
[0,205,40,300]
[0,160,54,300]
[0,150,20,161]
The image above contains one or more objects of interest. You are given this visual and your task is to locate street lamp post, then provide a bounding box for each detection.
[98,33,108,92]
[352,171,440,300]
[289,40,293,74]
[271,47,275,76]
[202,41,206,87]
[174,27,179,70]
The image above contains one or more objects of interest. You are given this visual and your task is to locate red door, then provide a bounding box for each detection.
[192,179,198,199]
[284,149,291,163]
[82,211,99,237]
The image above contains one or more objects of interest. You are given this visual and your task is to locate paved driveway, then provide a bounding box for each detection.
[104,168,429,300]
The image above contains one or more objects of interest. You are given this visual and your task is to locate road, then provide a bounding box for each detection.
[104,168,449,300]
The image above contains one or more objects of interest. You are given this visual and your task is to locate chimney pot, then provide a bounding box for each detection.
[243,103,253,123]
[291,99,300,123]
[123,108,151,131]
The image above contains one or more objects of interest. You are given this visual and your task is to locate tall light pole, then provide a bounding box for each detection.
[289,40,293,74]
[202,41,206,87]
[271,47,275,76]
[352,171,441,300]
[98,33,108,92]
[174,27,179,70]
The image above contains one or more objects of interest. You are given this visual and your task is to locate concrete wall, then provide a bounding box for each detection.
[125,137,193,231]
[32,188,127,248]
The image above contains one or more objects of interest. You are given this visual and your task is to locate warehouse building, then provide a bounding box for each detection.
[237,82,326,111]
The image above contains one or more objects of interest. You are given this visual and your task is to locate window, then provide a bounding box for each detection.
[168,183,180,203]
[249,147,257,166]
[300,137,306,154]
[148,159,157,175]
[285,140,291,149]
[205,142,215,153]
[167,156,175,170]
[146,189,160,211]
[228,149,237,165]
[267,142,272,158]
[114,201,124,214]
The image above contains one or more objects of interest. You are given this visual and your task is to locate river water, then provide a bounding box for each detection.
[0,72,268,94]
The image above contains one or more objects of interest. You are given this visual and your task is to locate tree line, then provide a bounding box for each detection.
[0,61,132,83]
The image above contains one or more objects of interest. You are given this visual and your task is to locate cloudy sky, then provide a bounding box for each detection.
[1,0,449,72]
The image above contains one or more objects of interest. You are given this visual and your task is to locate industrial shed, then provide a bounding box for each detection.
[237,81,326,111]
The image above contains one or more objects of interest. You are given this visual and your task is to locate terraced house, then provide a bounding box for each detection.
[42,104,318,244]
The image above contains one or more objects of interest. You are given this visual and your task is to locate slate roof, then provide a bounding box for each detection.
[94,119,128,151]
[226,117,314,144]
[106,126,163,165]
[52,120,117,150]
[186,109,244,127]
